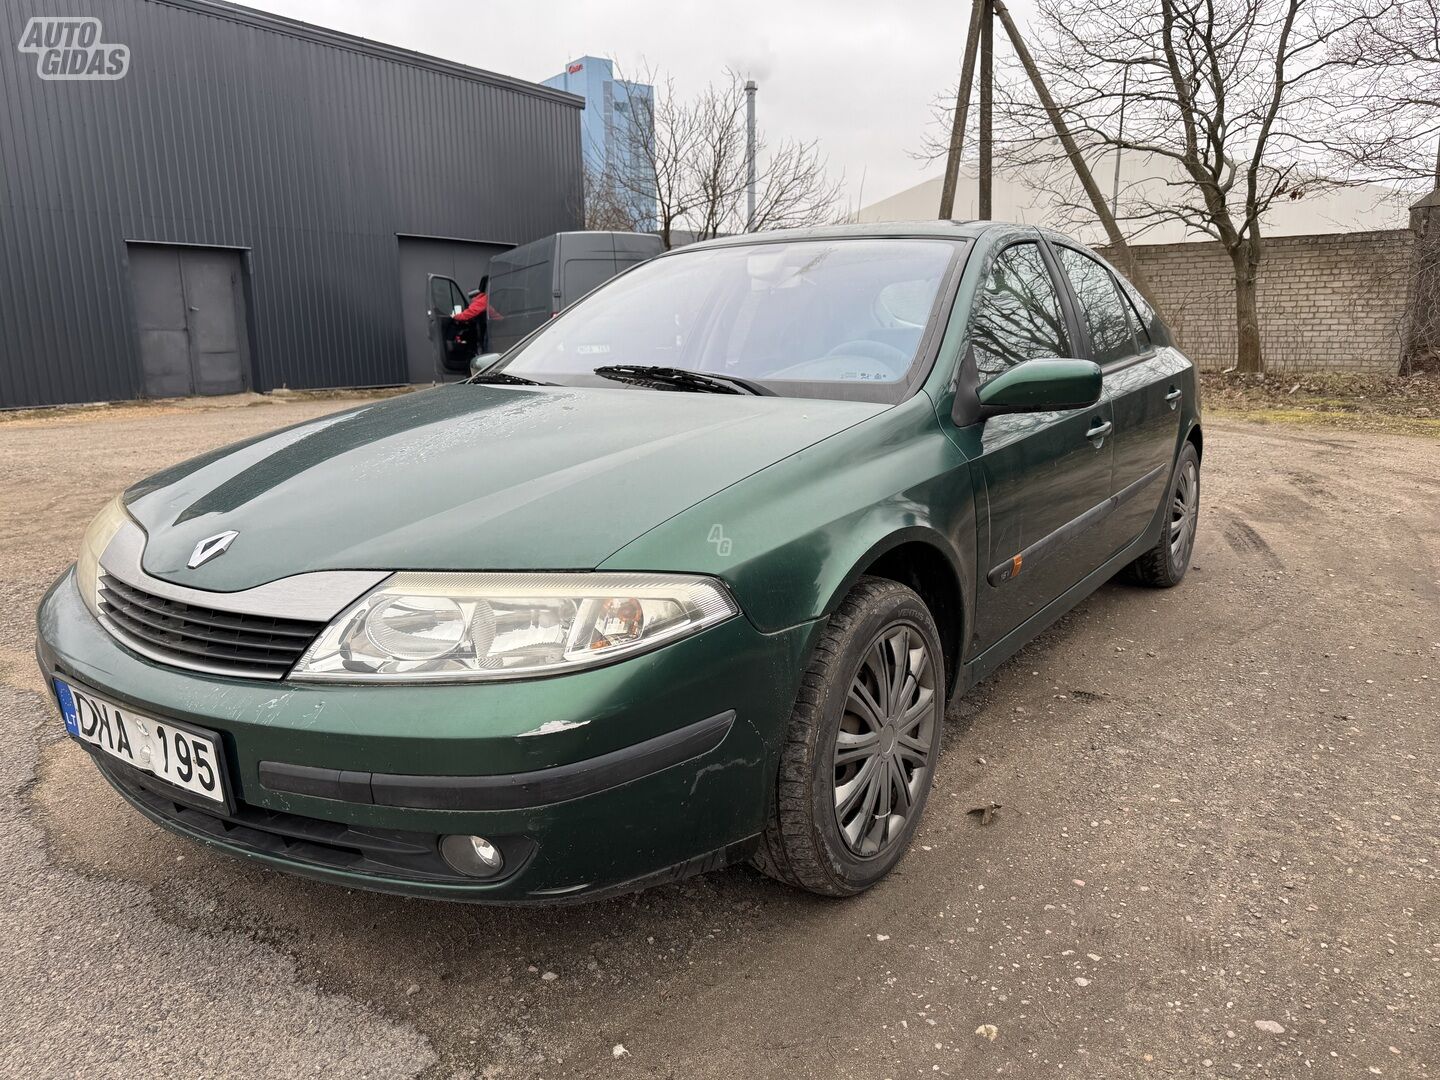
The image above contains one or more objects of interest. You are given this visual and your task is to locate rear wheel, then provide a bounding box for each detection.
[753,577,944,896]
[1126,441,1200,588]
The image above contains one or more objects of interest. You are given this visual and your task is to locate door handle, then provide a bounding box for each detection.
[1087,419,1113,442]
[1165,387,1182,409]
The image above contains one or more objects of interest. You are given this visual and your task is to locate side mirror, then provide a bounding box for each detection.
[469,352,502,377]
[975,358,1102,418]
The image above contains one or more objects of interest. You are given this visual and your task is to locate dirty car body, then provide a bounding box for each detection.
[36,222,1202,902]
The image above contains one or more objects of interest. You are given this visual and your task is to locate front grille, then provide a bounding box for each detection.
[98,573,324,679]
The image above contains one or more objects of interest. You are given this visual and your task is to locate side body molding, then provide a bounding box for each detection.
[987,463,1168,586]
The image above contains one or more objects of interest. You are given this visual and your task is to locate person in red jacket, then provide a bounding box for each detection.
[453,275,502,351]
[452,276,493,323]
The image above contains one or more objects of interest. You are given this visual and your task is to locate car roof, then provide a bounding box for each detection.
[679,220,1011,251]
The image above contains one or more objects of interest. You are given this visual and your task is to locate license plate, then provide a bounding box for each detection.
[55,679,227,805]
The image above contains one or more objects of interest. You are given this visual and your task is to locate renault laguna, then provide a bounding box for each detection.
[36,222,1201,902]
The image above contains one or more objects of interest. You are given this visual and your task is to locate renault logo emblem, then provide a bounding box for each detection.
[188,530,238,569]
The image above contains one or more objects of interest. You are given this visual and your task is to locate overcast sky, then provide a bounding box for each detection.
[234,0,1036,209]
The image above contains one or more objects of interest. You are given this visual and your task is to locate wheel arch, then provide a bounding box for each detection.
[822,529,968,698]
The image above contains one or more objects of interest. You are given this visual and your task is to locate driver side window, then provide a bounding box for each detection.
[971,242,1069,383]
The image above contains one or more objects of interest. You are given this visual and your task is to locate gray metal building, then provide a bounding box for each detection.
[0,0,583,409]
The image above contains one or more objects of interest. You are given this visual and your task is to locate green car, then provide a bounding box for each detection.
[36,223,1201,902]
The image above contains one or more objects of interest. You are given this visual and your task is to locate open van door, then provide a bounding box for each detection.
[426,274,479,379]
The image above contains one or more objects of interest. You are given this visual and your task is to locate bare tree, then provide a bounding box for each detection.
[1331,0,1440,375]
[583,162,646,232]
[747,134,846,233]
[687,75,751,241]
[1333,0,1440,188]
[927,0,1377,372]
[585,65,842,248]
[580,66,700,245]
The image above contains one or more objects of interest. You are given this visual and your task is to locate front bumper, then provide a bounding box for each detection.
[37,569,816,902]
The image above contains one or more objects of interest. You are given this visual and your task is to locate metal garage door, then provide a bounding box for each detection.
[129,245,250,397]
[397,236,511,383]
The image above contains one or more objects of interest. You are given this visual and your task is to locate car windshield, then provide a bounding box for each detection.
[494,238,962,402]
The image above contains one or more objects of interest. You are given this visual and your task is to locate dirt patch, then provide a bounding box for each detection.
[1201,371,1440,437]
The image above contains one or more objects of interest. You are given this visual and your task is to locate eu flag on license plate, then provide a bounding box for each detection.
[54,679,80,736]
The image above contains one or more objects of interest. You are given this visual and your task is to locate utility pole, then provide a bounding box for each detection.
[978,0,993,219]
[991,0,1154,303]
[938,0,985,220]
[1111,65,1129,217]
[745,80,758,232]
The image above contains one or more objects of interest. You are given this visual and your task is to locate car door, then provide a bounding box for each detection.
[426,274,477,378]
[962,237,1117,652]
[1051,243,1184,551]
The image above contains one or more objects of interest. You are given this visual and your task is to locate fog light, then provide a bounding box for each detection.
[440,834,505,878]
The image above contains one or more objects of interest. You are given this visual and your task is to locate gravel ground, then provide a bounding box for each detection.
[0,396,1436,1079]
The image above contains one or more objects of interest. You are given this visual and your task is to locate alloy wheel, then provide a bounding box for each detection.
[833,623,937,857]
[1170,458,1199,568]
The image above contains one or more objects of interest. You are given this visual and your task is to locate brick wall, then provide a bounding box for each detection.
[1100,230,1414,373]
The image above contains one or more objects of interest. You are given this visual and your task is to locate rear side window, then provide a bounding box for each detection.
[1112,272,1157,349]
[971,242,1069,382]
[1119,285,1152,350]
[1056,246,1136,365]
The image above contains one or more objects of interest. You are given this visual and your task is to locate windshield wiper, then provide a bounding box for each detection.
[466,371,554,387]
[592,365,772,396]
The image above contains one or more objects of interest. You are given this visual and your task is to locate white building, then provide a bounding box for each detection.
[858,149,1412,243]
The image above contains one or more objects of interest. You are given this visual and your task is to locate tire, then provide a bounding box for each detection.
[1126,441,1200,588]
[753,577,944,897]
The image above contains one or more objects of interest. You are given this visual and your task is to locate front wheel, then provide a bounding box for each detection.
[1126,441,1200,588]
[753,577,944,896]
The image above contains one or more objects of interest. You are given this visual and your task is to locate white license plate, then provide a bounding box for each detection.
[55,679,226,804]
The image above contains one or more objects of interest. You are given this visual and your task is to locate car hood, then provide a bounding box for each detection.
[125,384,884,592]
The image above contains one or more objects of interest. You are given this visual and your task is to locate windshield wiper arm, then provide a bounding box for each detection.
[466,371,554,387]
[591,365,772,396]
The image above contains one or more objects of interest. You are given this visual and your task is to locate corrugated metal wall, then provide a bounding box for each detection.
[0,0,583,408]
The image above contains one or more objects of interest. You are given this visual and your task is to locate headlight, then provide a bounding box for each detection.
[290,572,739,682]
[76,495,132,618]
